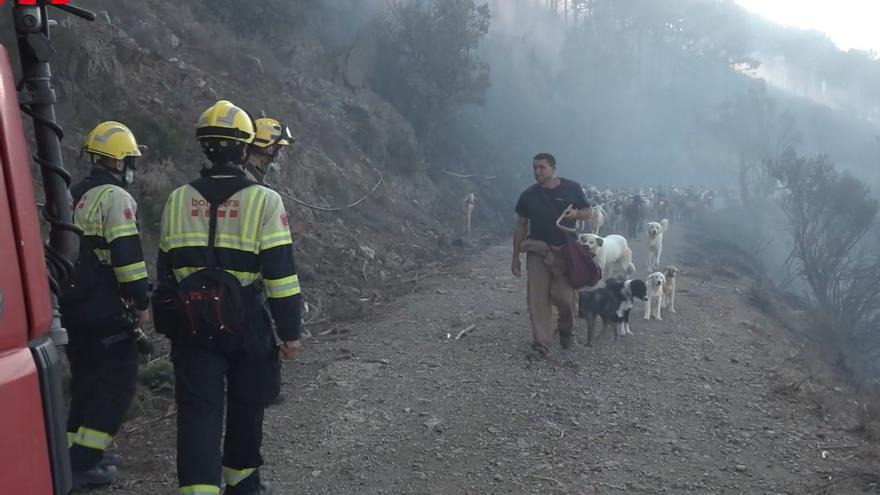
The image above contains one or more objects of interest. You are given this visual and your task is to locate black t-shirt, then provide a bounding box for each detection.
[515,178,590,247]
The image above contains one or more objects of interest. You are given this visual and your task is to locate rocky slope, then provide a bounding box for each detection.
[1,0,513,321]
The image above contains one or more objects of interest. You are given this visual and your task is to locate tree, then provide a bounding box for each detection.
[766,149,879,323]
[373,0,491,154]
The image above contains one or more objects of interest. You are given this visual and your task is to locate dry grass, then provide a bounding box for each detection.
[852,397,880,442]
[748,280,780,319]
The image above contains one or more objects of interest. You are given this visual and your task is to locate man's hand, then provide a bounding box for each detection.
[138,308,152,325]
[562,204,577,220]
[511,257,522,277]
[279,339,303,361]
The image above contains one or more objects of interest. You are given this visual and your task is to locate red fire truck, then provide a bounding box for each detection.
[1,1,96,493]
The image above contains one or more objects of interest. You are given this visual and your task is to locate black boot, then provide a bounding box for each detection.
[72,464,117,490]
[99,452,124,468]
[225,480,272,495]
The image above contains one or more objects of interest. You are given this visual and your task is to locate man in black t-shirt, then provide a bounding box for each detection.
[513,153,592,355]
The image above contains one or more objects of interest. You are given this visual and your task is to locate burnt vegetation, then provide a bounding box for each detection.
[764,150,880,391]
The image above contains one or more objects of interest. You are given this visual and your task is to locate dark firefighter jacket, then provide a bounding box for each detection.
[66,169,150,319]
[156,165,303,341]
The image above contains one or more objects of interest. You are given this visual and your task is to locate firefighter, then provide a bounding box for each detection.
[244,116,293,186]
[61,121,150,489]
[245,116,295,408]
[155,100,303,495]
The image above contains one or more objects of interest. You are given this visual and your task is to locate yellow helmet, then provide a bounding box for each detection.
[252,117,293,148]
[82,121,142,161]
[195,100,255,143]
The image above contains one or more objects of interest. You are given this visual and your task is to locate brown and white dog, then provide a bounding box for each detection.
[661,265,678,314]
[644,271,666,320]
[645,218,669,272]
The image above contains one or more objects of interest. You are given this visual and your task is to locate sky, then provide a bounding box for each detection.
[736,0,880,52]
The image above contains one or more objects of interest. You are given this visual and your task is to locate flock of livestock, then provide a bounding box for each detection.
[577,185,717,238]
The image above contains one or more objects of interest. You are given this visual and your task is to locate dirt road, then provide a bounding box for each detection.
[111,225,876,494]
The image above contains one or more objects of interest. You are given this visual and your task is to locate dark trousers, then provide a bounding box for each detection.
[66,334,138,471]
[174,345,277,494]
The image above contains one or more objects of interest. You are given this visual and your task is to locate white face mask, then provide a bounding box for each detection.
[124,168,135,185]
[263,162,281,187]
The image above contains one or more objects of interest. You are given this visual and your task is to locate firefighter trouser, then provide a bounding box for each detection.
[174,345,278,494]
[66,334,138,471]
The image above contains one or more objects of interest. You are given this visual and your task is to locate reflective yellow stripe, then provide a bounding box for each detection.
[260,230,292,250]
[105,222,138,242]
[161,233,259,253]
[180,485,220,495]
[265,274,301,299]
[222,466,256,486]
[173,188,186,236]
[73,426,112,451]
[78,222,103,237]
[172,267,259,286]
[114,261,148,283]
[161,233,209,250]
[175,187,188,237]
[243,188,264,245]
[86,186,114,224]
[67,432,75,448]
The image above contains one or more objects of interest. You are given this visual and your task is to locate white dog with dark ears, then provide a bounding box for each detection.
[577,233,636,277]
[662,266,678,314]
[644,271,666,320]
[645,218,669,272]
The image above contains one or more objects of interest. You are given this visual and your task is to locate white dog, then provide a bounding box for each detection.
[662,266,678,314]
[644,271,666,320]
[578,233,636,277]
[645,219,669,272]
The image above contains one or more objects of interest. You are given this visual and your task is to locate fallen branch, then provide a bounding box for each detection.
[806,472,860,495]
[782,374,814,393]
[442,169,497,180]
[817,444,860,450]
[405,220,423,238]
[529,475,564,488]
[124,404,176,434]
[596,481,628,491]
[360,358,391,366]
[454,324,477,340]
[407,270,449,283]
[394,243,428,251]
[279,170,384,212]
[303,299,322,325]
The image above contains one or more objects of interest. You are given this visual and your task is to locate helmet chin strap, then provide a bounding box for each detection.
[244,161,268,184]
[97,161,130,187]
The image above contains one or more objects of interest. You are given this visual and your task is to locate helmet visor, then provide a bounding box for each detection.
[124,155,139,171]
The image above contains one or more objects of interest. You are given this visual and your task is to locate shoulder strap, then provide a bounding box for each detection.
[189,176,255,269]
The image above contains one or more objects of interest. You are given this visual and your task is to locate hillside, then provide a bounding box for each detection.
[1,0,513,321]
